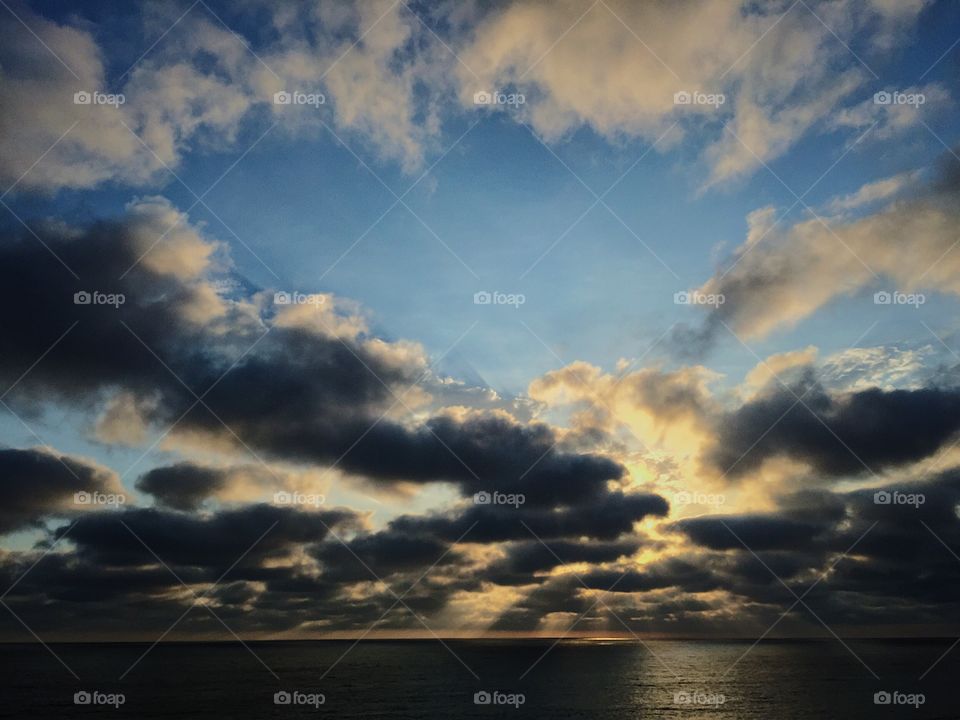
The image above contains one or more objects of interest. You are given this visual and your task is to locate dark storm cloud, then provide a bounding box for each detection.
[727,550,815,585]
[0,502,475,638]
[0,550,202,604]
[656,471,960,630]
[486,538,642,582]
[4,470,960,638]
[9,202,960,639]
[195,395,627,505]
[58,504,361,570]
[0,454,661,636]
[0,502,404,637]
[0,213,225,404]
[708,379,960,478]
[481,538,646,587]
[135,462,228,510]
[0,447,120,534]
[581,557,721,594]
[675,514,828,551]
[0,203,627,504]
[310,529,465,585]
[389,491,669,543]
[0,202,668,638]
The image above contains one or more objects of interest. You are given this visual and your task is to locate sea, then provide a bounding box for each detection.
[2,639,958,718]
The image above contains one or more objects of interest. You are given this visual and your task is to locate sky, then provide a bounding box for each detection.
[2,0,960,645]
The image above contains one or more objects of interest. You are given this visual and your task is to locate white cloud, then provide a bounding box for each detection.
[0,9,147,191]
[825,170,921,214]
[819,345,933,392]
[0,1,438,192]
[0,0,935,193]
[704,70,863,186]
[829,83,950,140]
[455,0,927,186]
[697,163,960,339]
[739,346,818,400]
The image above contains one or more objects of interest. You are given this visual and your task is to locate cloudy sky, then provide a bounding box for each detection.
[2,0,960,648]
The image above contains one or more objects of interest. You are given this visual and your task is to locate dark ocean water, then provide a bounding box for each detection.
[2,639,958,718]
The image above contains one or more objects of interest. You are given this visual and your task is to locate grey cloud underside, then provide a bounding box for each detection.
[484,472,960,634]
[0,206,670,636]
[2,204,959,636]
[0,211,625,505]
[56,505,361,569]
[135,462,229,511]
[4,456,960,636]
[388,491,669,543]
[0,500,475,634]
[669,473,960,615]
[484,538,645,586]
[708,376,960,478]
[0,496,652,636]
[0,448,117,533]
